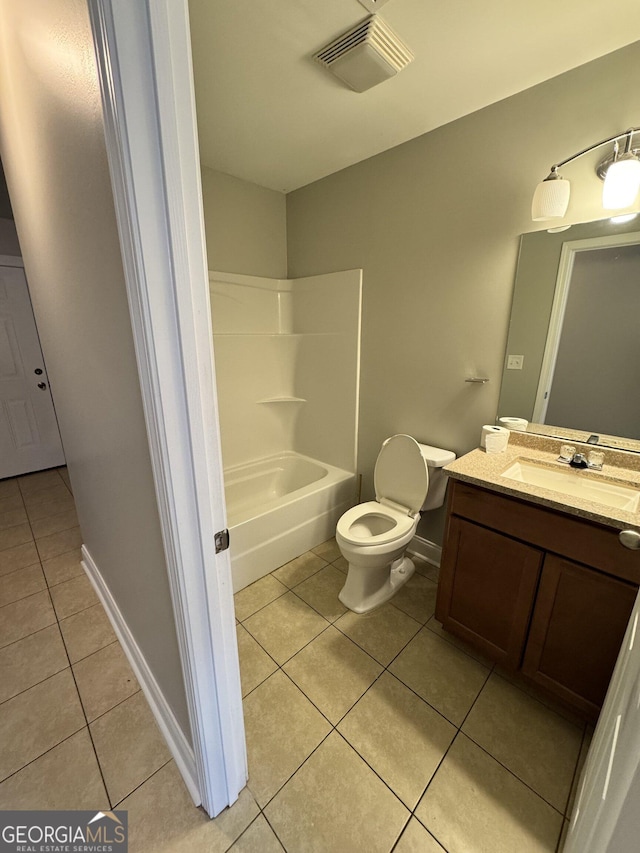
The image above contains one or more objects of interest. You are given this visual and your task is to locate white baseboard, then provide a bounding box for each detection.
[408,535,442,568]
[81,545,201,806]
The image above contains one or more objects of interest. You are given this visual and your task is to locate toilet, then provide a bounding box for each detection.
[336,434,455,614]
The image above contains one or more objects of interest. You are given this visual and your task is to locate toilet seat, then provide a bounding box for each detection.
[374,434,429,515]
[337,501,415,546]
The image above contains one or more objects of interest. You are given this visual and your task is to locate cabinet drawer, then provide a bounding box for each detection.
[449,479,640,584]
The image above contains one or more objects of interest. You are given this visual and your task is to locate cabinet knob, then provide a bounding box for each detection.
[619,530,640,550]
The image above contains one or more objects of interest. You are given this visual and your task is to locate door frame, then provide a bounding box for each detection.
[87,0,246,817]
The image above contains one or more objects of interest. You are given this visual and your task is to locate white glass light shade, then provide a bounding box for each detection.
[602,156,640,210]
[531,177,570,221]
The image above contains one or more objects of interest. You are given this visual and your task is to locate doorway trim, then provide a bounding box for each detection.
[532,230,640,424]
[87,0,246,816]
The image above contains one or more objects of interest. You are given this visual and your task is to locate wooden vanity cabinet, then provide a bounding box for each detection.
[436,479,639,719]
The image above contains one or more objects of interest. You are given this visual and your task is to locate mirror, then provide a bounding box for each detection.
[498,216,640,451]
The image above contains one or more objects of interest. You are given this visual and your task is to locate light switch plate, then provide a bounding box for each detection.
[507,355,524,370]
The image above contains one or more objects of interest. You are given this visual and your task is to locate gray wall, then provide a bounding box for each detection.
[286,42,640,544]
[545,244,640,438]
[201,166,287,277]
[499,217,640,422]
[0,0,191,739]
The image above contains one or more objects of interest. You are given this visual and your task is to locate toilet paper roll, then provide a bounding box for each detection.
[480,424,509,449]
[498,417,529,431]
[485,431,509,454]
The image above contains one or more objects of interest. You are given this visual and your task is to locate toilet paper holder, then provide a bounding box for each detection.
[465,377,490,384]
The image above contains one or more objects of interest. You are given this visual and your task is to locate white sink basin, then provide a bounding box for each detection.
[502,460,640,512]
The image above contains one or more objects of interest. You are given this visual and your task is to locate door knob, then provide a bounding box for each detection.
[37,382,47,390]
[619,530,640,550]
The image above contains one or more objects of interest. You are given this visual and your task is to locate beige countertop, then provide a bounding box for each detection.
[444,431,640,531]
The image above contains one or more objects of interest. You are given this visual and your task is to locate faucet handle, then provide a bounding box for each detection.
[587,450,605,470]
[558,445,576,463]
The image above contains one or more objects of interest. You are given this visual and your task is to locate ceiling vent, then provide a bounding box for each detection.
[314,15,414,93]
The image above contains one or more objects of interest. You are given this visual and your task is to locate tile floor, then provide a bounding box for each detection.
[0,470,590,852]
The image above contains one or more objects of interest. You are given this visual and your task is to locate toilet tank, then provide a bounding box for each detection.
[417,443,456,511]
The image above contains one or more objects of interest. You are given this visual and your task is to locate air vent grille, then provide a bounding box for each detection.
[314,15,414,92]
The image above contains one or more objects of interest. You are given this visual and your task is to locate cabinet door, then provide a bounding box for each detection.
[436,517,543,668]
[522,554,636,718]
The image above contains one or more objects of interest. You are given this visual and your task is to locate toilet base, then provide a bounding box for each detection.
[338,555,415,615]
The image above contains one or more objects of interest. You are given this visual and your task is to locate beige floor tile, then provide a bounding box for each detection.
[244,592,329,665]
[311,538,341,562]
[331,554,348,573]
[266,731,409,852]
[425,616,495,665]
[0,625,68,703]
[413,558,440,583]
[73,642,139,721]
[0,590,56,649]
[90,691,171,805]
[0,507,28,531]
[59,603,117,664]
[243,670,331,806]
[0,541,39,578]
[234,575,288,622]
[335,602,422,666]
[567,727,592,819]
[21,483,71,510]
[0,523,33,553]
[273,552,327,589]
[236,624,277,697]
[36,526,83,561]
[42,548,84,587]
[390,573,438,624]
[0,669,85,782]
[416,734,563,853]
[26,494,76,522]
[395,818,445,852]
[50,573,98,620]
[284,626,382,724]
[0,479,19,500]
[338,672,456,808]
[0,493,24,514]
[0,564,46,606]
[389,628,490,726]
[558,819,570,851]
[121,761,259,853]
[57,467,72,490]
[0,729,109,810]
[462,673,583,812]
[495,665,587,728]
[18,469,64,495]
[229,815,284,852]
[293,564,348,622]
[31,508,79,540]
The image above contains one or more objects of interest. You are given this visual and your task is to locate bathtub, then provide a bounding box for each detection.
[224,451,357,592]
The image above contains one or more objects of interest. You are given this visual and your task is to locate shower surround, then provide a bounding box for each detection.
[210,269,362,591]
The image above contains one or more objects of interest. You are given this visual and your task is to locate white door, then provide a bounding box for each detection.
[0,263,65,478]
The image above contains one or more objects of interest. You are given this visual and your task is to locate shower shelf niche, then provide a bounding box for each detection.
[257,396,307,404]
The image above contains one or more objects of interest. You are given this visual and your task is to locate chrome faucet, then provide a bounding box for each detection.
[557,444,604,471]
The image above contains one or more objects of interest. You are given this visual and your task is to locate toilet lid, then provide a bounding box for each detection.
[374,434,429,515]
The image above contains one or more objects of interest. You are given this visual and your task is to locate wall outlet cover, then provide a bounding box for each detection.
[507,354,524,370]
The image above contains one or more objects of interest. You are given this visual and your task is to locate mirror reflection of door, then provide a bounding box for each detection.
[0,263,65,477]
[533,238,640,439]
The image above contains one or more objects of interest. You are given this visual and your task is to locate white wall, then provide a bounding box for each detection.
[0,0,191,739]
[210,271,361,474]
[286,42,640,544]
[200,166,287,278]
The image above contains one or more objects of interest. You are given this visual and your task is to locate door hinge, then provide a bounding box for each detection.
[214,528,230,554]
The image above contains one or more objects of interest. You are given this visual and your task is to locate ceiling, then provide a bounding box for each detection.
[188,0,640,193]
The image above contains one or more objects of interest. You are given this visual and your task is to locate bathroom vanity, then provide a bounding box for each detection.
[435,433,640,720]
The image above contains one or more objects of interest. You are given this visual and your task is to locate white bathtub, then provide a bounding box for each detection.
[224,452,357,592]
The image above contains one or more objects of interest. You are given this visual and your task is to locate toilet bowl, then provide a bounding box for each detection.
[336,434,455,614]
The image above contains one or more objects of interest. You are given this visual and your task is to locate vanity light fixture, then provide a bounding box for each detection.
[531,127,640,221]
